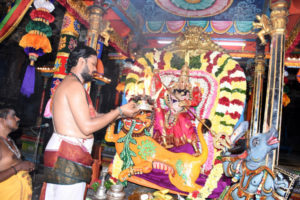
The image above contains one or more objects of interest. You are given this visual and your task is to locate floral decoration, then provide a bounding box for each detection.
[19,0,55,97]
[122,49,246,197]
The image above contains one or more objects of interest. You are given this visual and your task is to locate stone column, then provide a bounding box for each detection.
[262,0,289,168]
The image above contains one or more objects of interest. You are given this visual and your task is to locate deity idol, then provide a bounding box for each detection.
[153,63,202,155]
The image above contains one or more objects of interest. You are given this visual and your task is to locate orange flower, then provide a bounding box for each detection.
[282,93,290,107]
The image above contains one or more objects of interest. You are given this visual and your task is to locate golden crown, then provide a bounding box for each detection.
[172,63,192,92]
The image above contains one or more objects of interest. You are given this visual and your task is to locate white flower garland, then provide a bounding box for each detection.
[187,152,223,200]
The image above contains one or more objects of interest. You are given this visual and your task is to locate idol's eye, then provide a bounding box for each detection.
[252,138,260,147]
[172,98,178,103]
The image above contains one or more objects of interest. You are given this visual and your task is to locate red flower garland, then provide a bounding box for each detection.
[30,9,55,23]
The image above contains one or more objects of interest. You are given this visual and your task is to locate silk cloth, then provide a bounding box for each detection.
[154,110,198,146]
[40,133,94,200]
[136,143,231,198]
[153,85,202,147]
[0,171,32,200]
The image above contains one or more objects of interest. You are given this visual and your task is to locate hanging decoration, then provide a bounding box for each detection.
[166,21,186,33]
[19,0,55,97]
[145,20,253,35]
[154,0,233,18]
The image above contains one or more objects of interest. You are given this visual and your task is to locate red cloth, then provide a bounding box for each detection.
[44,140,93,168]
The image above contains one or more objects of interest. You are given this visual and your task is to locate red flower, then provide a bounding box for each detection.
[110,176,118,183]
[192,190,200,198]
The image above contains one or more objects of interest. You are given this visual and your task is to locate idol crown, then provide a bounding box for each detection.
[172,62,192,93]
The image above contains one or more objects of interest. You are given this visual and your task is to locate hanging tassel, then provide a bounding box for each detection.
[20,65,35,97]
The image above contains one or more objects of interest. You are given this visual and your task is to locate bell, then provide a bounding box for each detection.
[107,184,126,200]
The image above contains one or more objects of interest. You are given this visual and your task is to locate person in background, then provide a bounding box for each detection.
[0,106,35,200]
[40,44,140,200]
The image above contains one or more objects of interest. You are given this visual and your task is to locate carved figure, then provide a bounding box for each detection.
[153,63,202,154]
[222,127,288,200]
[253,14,272,45]
[121,49,247,197]
[99,21,113,46]
[105,96,208,193]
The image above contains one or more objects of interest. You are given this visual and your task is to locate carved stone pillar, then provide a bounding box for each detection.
[249,53,265,137]
[262,0,289,168]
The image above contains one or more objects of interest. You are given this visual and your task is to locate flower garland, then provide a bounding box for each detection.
[186,152,223,200]
[111,154,124,179]
[122,50,246,198]
[203,132,214,172]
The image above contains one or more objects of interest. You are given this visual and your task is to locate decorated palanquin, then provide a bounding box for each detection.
[106,26,247,199]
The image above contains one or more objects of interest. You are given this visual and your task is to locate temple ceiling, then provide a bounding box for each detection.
[0,0,299,62]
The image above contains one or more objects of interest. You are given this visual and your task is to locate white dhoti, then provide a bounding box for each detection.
[40,133,94,200]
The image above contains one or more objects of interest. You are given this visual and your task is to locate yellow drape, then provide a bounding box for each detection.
[0,171,32,200]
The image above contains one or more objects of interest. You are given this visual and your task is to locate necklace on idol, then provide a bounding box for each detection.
[0,136,21,159]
